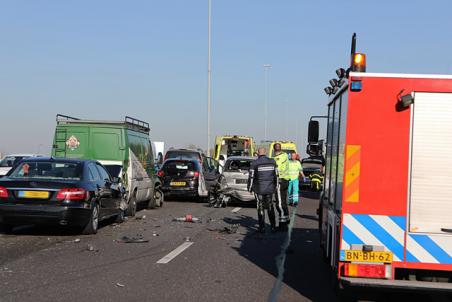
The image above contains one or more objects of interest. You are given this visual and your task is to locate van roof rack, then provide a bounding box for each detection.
[56,114,80,122]
[125,116,150,132]
[56,114,150,133]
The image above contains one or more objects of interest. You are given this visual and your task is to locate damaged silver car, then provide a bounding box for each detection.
[219,156,256,204]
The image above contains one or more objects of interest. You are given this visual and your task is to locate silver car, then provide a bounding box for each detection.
[220,156,256,203]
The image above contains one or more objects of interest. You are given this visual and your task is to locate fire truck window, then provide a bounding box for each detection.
[335,92,348,211]
[325,102,334,205]
[329,97,341,207]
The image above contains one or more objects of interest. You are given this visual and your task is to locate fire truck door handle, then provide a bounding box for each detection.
[441,228,452,233]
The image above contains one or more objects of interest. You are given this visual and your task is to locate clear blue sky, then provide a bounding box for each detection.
[1,0,451,155]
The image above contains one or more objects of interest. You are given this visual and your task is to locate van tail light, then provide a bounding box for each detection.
[0,186,8,198]
[57,188,87,201]
[193,172,200,178]
[157,170,164,177]
[342,263,390,279]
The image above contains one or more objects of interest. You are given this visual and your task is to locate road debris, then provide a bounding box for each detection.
[117,236,149,244]
[86,244,99,252]
[74,238,81,243]
[136,215,146,220]
[208,224,240,235]
[174,214,200,223]
[116,283,125,288]
[185,236,191,242]
[152,232,159,237]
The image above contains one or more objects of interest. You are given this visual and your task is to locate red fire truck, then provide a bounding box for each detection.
[310,34,452,295]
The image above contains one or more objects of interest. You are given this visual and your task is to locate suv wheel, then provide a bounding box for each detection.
[155,189,164,207]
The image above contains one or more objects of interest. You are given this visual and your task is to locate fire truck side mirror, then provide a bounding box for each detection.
[308,120,319,143]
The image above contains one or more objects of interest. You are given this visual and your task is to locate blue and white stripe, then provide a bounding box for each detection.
[341,214,452,264]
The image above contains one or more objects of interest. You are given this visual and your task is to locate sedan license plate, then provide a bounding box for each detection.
[235,179,247,184]
[18,191,50,199]
[170,181,186,187]
[344,250,393,263]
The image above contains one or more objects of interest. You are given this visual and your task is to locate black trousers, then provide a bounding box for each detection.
[255,194,276,230]
[275,179,290,223]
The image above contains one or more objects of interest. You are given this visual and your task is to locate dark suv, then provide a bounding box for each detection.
[159,159,203,198]
[159,156,221,201]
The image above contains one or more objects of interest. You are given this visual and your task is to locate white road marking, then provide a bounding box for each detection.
[268,206,298,302]
[231,207,242,213]
[156,242,194,264]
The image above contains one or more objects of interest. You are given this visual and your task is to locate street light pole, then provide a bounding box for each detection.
[282,99,289,140]
[263,64,272,140]
[285,99,289,140]
[207,0,212,156]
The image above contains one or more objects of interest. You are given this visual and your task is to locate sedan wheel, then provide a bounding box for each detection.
[82,203,99,235]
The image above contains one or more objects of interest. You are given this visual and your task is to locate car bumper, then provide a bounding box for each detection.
[340,277,452,293]
[162,186,198,197]
[227,189,255,202]
[0,203,92,227]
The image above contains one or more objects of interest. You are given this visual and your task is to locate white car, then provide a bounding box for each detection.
[220,156,256,203]
[0,154,44,176]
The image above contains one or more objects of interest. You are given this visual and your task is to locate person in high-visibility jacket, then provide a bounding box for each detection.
[273,143,290,230]
[288,153,305,206]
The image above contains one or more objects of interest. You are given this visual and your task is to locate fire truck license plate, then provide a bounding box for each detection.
[344,250,393,263]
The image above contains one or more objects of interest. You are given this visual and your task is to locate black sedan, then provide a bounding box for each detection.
[0,157,125,234]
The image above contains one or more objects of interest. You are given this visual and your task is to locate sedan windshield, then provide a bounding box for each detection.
[8,161,83,180]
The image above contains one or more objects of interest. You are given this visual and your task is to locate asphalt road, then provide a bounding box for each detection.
[0,194,450,302]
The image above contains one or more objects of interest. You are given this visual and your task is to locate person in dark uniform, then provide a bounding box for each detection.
[248,147,277,233]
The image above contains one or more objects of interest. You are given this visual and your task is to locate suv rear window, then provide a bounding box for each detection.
[164,161,198,175]
[225,160,252,172]
[165,151,201,161]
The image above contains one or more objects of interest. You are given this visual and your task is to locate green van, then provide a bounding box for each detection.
[52,114,161,216]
